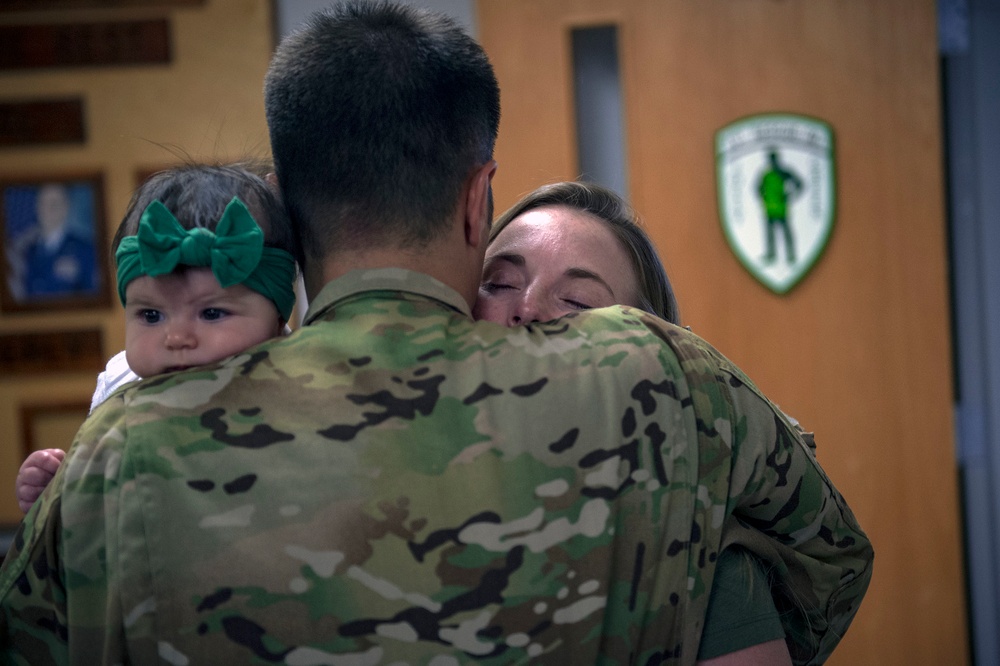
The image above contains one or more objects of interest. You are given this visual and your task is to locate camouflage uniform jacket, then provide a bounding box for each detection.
[0,268,872,665]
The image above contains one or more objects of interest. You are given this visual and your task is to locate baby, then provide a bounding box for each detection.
[15,164,300,512]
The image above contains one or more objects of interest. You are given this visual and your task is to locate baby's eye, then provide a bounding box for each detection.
[139,309,163,324]
[201,308,228,321]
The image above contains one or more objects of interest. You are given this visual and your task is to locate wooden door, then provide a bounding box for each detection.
[478,1,967,664]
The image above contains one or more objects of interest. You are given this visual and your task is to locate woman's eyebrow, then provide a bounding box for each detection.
[564,267,616,298]
[486,252,525,267]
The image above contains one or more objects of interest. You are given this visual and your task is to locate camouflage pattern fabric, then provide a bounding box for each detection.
[0,268,872,665]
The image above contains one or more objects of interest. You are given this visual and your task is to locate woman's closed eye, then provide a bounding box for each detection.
[562,298,592,310]
[481,281,516,293]
[480,260,524,294]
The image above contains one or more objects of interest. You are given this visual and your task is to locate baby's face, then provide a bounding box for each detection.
[123,267,283,378]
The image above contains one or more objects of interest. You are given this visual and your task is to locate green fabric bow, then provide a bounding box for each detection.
[116,197,297,320]
[135,197,263,286]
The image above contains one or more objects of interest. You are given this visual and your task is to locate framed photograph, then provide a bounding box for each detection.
[19,400,90,460]
[0,174,110,312]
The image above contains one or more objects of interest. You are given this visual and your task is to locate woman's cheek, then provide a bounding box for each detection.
[472,290,505,324]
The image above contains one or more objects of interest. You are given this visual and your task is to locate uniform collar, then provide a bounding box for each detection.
[303,268,473,325]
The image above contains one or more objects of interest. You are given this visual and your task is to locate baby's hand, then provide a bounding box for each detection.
[16,448,66,514]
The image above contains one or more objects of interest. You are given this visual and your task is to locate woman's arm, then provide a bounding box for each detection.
[699,639,793,666]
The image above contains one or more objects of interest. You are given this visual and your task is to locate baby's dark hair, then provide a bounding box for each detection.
[113,163,301,266]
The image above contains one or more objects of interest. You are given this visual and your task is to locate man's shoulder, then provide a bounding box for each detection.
[456,305,674,364]
[565,307,765,397]
[111,307,741,418]
[559,306,729,364]
[473,304,670,342]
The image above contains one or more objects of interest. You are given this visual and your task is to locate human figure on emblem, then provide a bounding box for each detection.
[758,149,803,264]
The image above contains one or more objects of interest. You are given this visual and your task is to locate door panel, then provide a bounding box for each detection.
[479,2,967,664]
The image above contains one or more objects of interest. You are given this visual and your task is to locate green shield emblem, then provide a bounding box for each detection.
[715,113,836,294]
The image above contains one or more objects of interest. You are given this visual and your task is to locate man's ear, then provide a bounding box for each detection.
[464,160,498,249]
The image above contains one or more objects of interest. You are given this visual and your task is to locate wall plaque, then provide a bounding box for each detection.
[0,329,104,375]
[0,0,203,10]
[715,113,836,294]
[0,99,85,147]
[0,19,171,70]
[20,399,91,458]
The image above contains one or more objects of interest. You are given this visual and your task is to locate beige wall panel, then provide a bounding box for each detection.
[480,0,612,206]
[0,0,275,523]
[480,1,967,663]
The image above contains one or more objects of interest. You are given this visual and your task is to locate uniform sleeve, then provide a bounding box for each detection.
[718,361,873,665]
[0,489,67,665]
[649,319,872,666]
[0,392,134,664]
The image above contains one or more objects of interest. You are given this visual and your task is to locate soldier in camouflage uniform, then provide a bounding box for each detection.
[0,2,872,664]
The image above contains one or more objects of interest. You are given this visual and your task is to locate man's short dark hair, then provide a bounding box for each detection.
[264,0,501,259]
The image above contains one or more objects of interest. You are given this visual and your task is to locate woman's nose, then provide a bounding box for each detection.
[510,293,544,326]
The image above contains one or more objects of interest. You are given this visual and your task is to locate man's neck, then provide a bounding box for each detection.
[303,162,495,312]
[312,242,482,311]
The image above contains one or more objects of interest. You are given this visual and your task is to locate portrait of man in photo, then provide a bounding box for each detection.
[2,179,103,307]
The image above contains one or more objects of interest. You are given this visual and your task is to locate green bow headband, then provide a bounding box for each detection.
[115,197,297,321]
